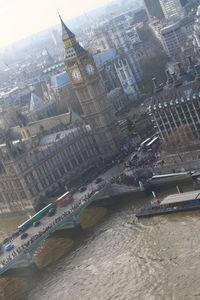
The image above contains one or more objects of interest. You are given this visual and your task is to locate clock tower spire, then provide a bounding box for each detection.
[60,17,121,159]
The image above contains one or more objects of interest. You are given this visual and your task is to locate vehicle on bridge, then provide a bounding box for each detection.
[55,191,73,208]
[20,232,28,240]
[18,203,55,232]
[5,244,14,251]
[47,207,56,217]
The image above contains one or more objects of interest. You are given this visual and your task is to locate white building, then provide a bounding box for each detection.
[157,15,194,57]
[159,0,183,19]
[161,23,185,56]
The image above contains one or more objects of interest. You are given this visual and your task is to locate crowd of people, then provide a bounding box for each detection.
[0,196,90,270]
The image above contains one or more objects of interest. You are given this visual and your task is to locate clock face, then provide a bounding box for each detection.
[71,69,81,81]
[86,64,95,75]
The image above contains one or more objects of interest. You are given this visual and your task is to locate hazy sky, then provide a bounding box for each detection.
[0,0,114,48]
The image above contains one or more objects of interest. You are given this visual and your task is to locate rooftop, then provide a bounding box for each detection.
[161,190,200,205]
[29,92,44,112]
[94,49,117,67]
[51,71,70,88]
[150,76,200,107]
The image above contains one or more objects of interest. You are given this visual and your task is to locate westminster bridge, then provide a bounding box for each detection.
[0,183,143,276]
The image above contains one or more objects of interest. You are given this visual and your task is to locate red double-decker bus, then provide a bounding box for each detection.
[55,191,73,208]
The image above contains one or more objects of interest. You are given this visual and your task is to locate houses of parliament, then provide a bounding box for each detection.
[0,17,121,213]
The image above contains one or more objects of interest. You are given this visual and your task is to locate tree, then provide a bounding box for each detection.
[137,24,169,95]
[140,46,169,93]
[161,125,196,153]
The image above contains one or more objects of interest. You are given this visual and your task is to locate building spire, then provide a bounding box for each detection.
[58,13,75,41]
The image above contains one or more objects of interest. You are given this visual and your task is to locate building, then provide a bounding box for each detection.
[92,21,144,97]
[94,49,121,93]
[158,16,194,56]
[51,30,61,46]
[107,88,130,114]
[60,15,121,159]
[142,0,165,20]
[50,71,82,115]
[194,6,200,54]
[13,110,83,139]
[0,125,100,212]
[159,0,184,20]
[148,65,200,139]
[28,92,57,121]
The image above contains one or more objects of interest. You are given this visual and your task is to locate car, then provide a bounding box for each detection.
[5,244,14,251]
[47,208,56,217]
[95,178,103,184]
[20,232,28,240]
[79,186,87,193]
[33,221,40,227]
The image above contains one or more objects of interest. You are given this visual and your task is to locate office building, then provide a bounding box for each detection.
[159,0,184,19]
[142,0,165,20]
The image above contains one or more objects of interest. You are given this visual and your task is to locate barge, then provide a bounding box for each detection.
[136,190,200,218]
[144,172,193,191]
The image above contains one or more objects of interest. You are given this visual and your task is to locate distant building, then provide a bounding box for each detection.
[159,0,184,20]
[194,6,200,54]
[93,49,122,92]
[107,88,130,113]
[50,71,82,115]
[51,30,61,46]
[158,15,194,56]
[28,92,57,121]
[92,21,144,98]
[142,0,165,20]
[133,9,148,24]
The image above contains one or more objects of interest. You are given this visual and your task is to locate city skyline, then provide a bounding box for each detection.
[0,0,116,48]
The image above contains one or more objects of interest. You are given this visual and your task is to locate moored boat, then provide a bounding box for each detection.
[136,190,200,218]
[144,172,193,191]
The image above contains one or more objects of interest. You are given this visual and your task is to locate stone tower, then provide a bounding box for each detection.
[60,16,121,159]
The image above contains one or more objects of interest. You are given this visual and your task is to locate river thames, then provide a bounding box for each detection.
[1,188,200,300]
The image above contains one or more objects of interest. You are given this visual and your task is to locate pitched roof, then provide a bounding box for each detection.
[94,49,117,67]
[29,92,44,111]
[51,71,70,88]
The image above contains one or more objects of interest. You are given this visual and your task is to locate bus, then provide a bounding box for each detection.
[18,203,54,232]
[146,136,159,151]
[55,191,73,208]
[140,138,151,149]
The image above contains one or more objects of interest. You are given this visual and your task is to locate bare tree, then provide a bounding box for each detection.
[161,125,196,153]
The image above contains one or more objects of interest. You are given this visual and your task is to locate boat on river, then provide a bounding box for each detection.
[136,190,200,218]
[144,172,193,191]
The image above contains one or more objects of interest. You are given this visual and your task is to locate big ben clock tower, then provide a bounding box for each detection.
[59,16,121,159]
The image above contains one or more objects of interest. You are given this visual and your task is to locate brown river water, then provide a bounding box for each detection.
[1,187,200,300]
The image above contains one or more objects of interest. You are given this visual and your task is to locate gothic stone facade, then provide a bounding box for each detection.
[0,127,99,212]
